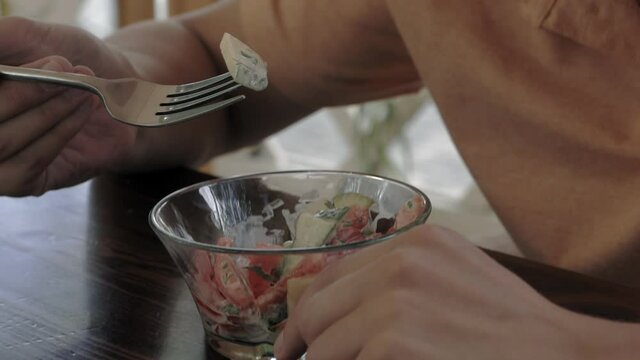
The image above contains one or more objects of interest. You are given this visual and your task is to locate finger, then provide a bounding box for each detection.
[310,296,435,360]
[0,88,91,162]
[305,299,388,360]
[0,95,96,196]
[0,17,57,65]
[274,321,308,360]
[72,64,95,76]
[276,271,371,360]
[0,56,74,121]
[0,58,95,159]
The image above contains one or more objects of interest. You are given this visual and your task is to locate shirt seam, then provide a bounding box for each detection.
[539,0,560,26]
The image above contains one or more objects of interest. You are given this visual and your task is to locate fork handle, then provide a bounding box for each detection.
[0,64,102,94]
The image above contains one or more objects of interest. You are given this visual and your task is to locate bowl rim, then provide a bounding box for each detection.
[148,170,431,255]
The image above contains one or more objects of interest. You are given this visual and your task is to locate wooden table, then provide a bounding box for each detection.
[1,168,639,359]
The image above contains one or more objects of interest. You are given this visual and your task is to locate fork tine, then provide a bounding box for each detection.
[169,72,233,97]
[156,83,242,115]
[155,95,246,126]
[162,79,237,105]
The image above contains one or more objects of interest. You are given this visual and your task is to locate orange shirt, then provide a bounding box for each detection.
[239,0,640,286]
[388,0,640,286]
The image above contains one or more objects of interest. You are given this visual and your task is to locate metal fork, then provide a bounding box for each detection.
[0,64,245,127]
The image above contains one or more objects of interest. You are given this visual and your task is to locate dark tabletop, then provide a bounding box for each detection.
[1,168,639,360]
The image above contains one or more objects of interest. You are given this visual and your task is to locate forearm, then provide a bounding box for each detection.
[103,3,315,171]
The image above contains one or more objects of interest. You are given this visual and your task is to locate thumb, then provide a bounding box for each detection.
[274,315,308,360]
[0,17,71,66]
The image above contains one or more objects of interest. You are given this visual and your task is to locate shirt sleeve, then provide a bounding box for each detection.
[539,0,640,64]
[387,0,640,285]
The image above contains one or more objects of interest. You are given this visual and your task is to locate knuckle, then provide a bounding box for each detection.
[417,224,469,253]
[376,290,417,325]
[393,224,431,250]
[427,224,464,242]
[385,248,423,286]
[19,18,53,50]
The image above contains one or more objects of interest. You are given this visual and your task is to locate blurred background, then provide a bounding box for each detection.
[0,0,518,255]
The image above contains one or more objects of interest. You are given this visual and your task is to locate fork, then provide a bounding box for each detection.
[0,64,245,127]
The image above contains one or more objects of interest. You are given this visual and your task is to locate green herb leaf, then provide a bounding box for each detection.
[246,265,277,283]
[221,303,240,316]
[265,304,288,331]
[315,207,348,220]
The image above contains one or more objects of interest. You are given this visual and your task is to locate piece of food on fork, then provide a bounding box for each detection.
[220,32,268,92]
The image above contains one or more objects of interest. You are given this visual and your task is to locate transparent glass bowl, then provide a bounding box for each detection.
[149,171,431,359]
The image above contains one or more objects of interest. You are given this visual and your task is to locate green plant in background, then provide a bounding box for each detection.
[338,90,429,180]
[0,0,8,15]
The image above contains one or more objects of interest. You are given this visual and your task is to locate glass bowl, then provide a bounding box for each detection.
[149,171,431,359]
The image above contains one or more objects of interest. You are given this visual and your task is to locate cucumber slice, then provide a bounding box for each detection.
[282,213,338,275]
[286,199,331,240]
[333,192,374,210]
[282,193,372,275]
[299,198,331,215]
[293,213,337,249]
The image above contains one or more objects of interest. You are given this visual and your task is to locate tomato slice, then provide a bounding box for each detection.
[333,226,366,244]
[288,253,327,278]
[395,195,426,229]
[192,250,226,303]
[255,283,287,312]
[193,250,213,281]
[341,206,370,230]
[245,244,283,298]
[213,253,255,309]
[325,206,370,245]
[216,236,235,247]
